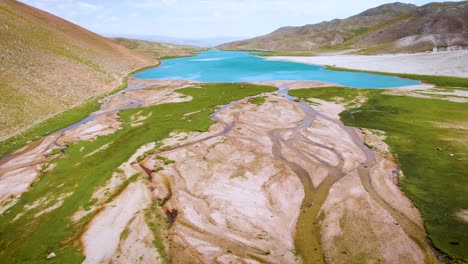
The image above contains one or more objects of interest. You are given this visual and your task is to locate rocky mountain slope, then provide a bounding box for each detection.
[0,0,154,140]
[218,1,468,54]
[110,38,204,60]
[357,1,468,53]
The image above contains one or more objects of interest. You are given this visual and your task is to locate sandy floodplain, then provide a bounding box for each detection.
[0,79,442,263]
[268,50,468,78]
[81,80,438,263]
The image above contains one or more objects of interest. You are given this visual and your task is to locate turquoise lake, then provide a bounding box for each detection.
[134,50,420,88]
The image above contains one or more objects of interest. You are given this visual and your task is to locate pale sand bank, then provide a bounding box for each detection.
[268,51,468,78]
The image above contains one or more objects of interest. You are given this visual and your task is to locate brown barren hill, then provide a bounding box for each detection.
[110,37,204,60]
[218,2,417,51]
[355,1,468,53]
[0,0,155,140]
[218,1,468,54]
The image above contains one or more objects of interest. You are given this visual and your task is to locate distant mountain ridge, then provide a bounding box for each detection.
[0,0,154,140]
[218,1,468,54]
[110,38,205,60]
[106,34,245,47]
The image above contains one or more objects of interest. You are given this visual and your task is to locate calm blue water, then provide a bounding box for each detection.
[134,50,420,88]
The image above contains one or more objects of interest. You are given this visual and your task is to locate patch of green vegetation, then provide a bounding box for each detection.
[349,27,371,37]
[104,174,140,204]
[48,148,64,156]
[0,83,275,263]
[290,86,370,107]
[152,167,164,173]
[144,202,170,263]
[119,225,130,241]
[156,156,175,165]
[369,13,414,34]
[54,45,106,74]
[325,66,468,88]
[289,86,363,103]
[304,99,320,106]
[86,198,98,207]
[0,5,31,23]
[363,142,374,149]
[249,96,266,106]
[430,86,468,92]
[318,44,350,52]
[292,86,468,260]
[0,6,14,15]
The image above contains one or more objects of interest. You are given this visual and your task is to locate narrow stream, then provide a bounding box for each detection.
[269,84,328,263]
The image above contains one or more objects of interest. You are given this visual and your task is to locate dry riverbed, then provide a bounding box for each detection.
[0,79,441,263]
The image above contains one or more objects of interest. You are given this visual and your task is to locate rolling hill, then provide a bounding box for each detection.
[218,1,468,54]
[110,38,204,60]
[0,0,154,141]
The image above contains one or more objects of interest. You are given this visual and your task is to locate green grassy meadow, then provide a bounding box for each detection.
[249,96,266,106]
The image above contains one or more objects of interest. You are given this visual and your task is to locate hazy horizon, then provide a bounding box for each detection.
[20,0,453,39]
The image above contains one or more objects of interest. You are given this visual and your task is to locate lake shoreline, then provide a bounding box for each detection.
[134,50,421,88]
[266,50,468,78]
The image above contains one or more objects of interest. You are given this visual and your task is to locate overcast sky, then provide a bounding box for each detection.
[20,0,448,39]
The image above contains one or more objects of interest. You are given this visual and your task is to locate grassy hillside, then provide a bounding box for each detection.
[0,0,154,141]
[218,1,468,54]
[110,38,204,60]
